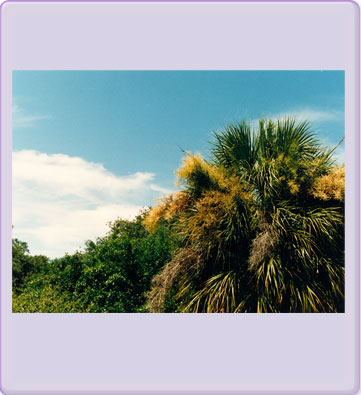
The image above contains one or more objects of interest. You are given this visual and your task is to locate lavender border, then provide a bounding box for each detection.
[0,1,359,394]
[0,0,359,2]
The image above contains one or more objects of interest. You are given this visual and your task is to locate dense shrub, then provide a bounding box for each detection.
[12,212,176,313]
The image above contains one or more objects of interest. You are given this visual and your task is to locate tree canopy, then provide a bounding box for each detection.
[13,212,177,313]
[13,118,344,313]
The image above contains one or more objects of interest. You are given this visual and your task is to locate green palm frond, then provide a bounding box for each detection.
[145,117,344,313]
[211,121,258,174]
[182,271,241,313]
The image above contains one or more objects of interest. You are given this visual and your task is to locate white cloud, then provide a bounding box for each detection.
[12,150,172,258]
[270,108,342,123]
[251,108,344,127]
[12,103,50,128]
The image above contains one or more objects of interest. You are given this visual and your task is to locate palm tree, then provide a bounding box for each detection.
[144,119,344,313]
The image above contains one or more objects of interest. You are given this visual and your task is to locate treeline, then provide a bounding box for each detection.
[13,119,345,313]
[13,213,178,312]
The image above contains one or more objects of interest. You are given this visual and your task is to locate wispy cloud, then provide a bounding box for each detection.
[12,103,50,128]
[268,108,343,123]
[12,150,172,258]
[250,107,344,127]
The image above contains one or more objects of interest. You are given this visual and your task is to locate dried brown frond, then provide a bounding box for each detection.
[248,221,277,270]
[311,166,345,201]
[146,248,202,312]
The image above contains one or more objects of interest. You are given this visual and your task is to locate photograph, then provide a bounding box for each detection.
[12,70,345,313]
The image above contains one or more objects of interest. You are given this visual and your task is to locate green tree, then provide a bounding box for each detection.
[13,212,176,313]
[12,238,49,292]
[145,119,344,313]
[71,213,175,312]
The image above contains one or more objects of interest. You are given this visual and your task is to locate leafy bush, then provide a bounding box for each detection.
[13,212,176,313]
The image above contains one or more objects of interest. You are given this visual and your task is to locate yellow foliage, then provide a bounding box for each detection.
[311,166,345,201]
[142,203,168,233]
[175,152,229,190]
[175,152,204,185]
[305,158,325,179]
[143,192,190,232]
[287,180,300,195]
[184,190,229,244]
[181,182,252,247]
[144,152,252,236]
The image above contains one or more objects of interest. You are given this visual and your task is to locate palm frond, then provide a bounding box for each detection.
[182,271,241,313]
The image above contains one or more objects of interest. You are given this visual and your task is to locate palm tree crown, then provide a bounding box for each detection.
[144,119,344,313]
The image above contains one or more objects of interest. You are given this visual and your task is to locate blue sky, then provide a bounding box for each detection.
[12,71,344,257]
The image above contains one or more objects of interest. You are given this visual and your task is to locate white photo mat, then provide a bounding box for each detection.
[0,1,359,393]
